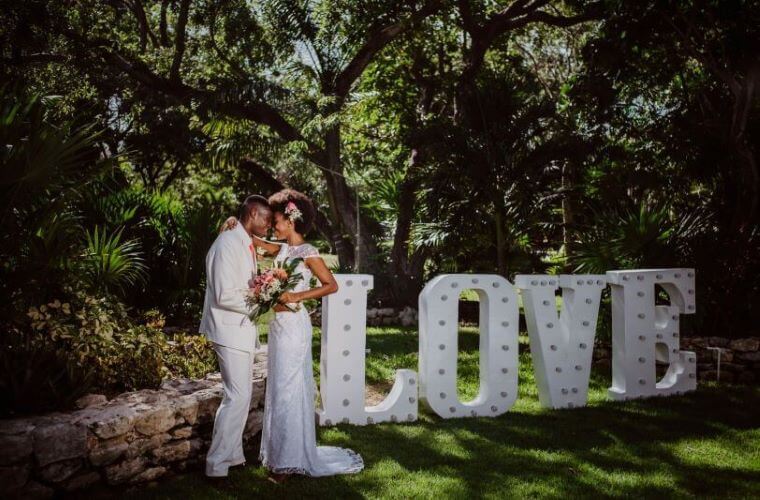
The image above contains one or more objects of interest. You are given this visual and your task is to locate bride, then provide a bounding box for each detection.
[226,189,363,483]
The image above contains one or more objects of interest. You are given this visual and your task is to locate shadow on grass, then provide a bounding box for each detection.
[318,384,760,498]
[125,383,759,499]
[123,327,759,499]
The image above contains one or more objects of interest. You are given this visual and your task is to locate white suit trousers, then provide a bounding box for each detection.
[205,343,254,477]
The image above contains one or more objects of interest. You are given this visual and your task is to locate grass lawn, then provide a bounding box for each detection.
[132,326,760,499]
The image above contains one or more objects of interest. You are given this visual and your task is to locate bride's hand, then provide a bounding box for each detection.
[278,292,298,304]
[219,216,238,233]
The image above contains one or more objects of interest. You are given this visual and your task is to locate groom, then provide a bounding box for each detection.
[200,195,272,478]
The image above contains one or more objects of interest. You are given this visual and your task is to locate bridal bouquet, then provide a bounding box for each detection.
[246,259,303,320]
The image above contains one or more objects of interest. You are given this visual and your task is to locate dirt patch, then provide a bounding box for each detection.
[365,382,393,406]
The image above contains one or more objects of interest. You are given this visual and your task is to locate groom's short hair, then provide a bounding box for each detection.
[238,195,270,221]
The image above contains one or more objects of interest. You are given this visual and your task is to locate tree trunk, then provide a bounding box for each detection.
[321,124,380,273]
[389,148,426,305]
[386,47,441,305]
[561,160,575,258]
[728,64,760,231]
[730,139,759,231]
[495,207,507,276]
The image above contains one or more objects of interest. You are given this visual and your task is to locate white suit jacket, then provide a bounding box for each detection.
[199,224,258,353]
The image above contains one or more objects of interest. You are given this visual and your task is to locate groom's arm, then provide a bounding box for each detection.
[211,240,251,316]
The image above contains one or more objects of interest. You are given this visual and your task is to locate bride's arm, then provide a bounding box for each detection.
[218,216,238,233]
[279,257,338,304]
[252,234,282,256]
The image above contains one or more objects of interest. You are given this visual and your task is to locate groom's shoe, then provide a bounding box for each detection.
[204,475,229,488]
[205,474,240,493]
[229,460,248,471]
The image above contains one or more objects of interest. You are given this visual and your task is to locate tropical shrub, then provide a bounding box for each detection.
[0,329,94,417]
[568,198,710,273]
[1,289,219,417]
[24,289,165,390]
[0,87,112,316]
[164,333,218,380]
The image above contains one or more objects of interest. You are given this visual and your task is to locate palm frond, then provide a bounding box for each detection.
[410,221,452,250]
[569,198,711,273]
[81,226,148,294]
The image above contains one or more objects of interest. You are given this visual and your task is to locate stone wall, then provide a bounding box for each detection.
[592,337,760,384]
[311,303,498,328]
[0,353,267,498]
[312,306,420,327]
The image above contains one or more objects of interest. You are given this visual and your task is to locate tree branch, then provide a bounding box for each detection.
[159,0,170,47]
[66,30,329,166]
[127,0,159,52]
[457,0,603,114]
[2,53,66,65]
[160,159,187,191]
[170,0,191,82]
[513,40,554,99]
[667,14,741,96]
[501,0,546,22]
[519,6,600,28]
[458,0,478,36]
[471,1,601,70]
[333,0,443,99]
[208,4,248,80]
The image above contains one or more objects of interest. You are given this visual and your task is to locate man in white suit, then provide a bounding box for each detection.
[200,195,272,478]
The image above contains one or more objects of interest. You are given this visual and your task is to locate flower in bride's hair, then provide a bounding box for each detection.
[285,201,303,222]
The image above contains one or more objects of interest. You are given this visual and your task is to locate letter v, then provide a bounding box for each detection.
[515,275,606,409]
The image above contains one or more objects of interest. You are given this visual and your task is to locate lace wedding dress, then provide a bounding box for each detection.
[259,243,364,476]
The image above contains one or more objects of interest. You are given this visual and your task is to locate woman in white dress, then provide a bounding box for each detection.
[251,189,364,483]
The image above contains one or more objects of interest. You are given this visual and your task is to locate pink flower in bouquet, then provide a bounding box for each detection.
[245,258,304,320]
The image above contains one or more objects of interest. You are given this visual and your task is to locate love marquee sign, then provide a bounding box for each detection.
[315,269,697,426]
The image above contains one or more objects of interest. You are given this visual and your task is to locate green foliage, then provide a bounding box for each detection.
[569,199,711,273]
[0,84,220,335]
[82,226,148,294]
[0,86,112,311]
[148,188,234,321]
[0,329,94,417]
[0,91,105,205]
[164,333,219,380]
[409,67,556,278]
[0,0,758,417]
[108,325,168,391]
[0,290,218,417]
[23,289,163,390]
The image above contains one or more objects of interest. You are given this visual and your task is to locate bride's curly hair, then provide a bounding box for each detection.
[268,189,316,235]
